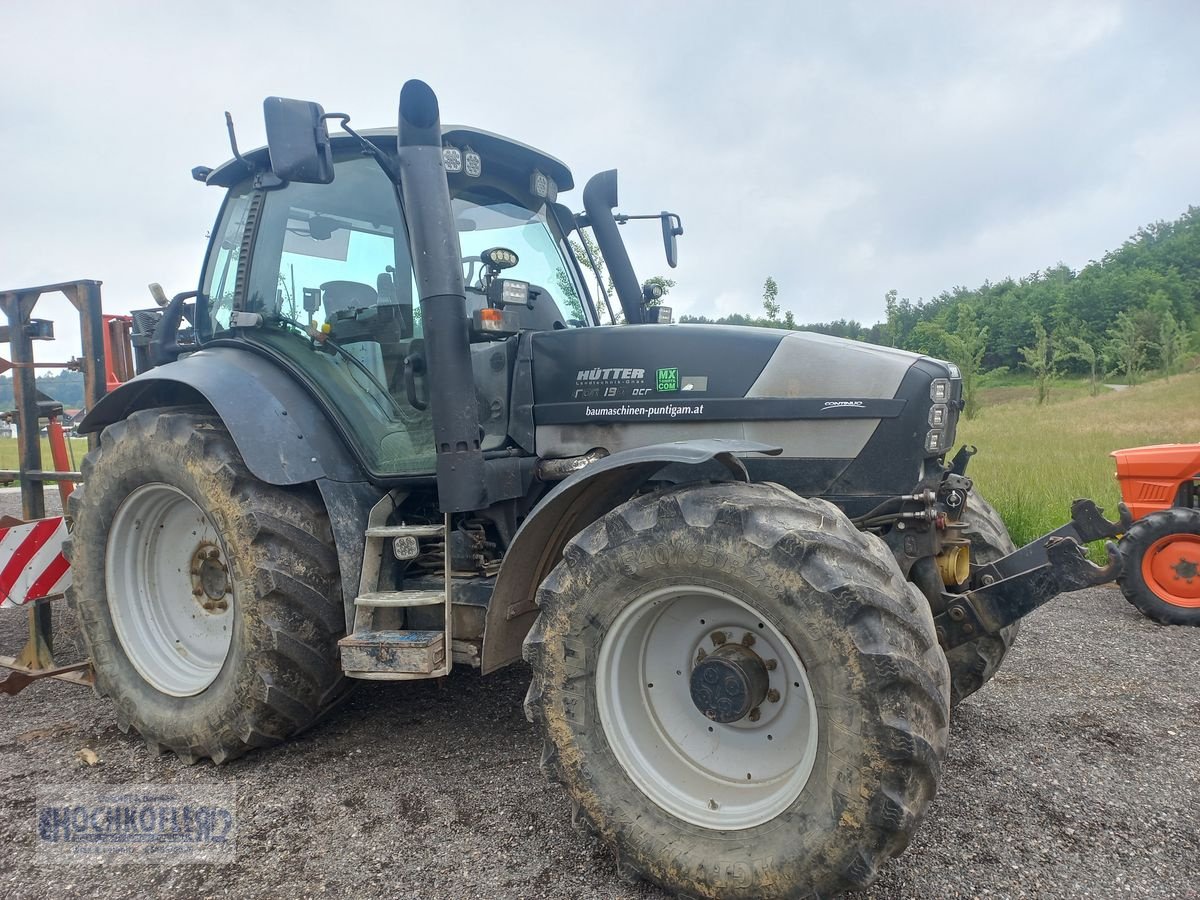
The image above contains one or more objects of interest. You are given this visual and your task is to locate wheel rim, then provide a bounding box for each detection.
[1142,533,1200,608]
[595,584,819,830]
[106,483,235,696]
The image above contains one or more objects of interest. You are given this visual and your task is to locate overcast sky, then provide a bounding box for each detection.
[2,1,1198,353]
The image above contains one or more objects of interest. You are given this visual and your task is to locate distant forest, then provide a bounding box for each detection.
[682,204,1200,383]
[0,371,85,409]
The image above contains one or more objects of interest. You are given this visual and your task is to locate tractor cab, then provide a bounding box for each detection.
[193,126,594,478]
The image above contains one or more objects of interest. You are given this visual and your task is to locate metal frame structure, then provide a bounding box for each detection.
[0,279,111,692]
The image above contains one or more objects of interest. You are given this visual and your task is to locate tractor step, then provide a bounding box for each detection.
[365,524,445,538]
[345,513,453,680]
[354,590,444,608]
[338,629,445,677]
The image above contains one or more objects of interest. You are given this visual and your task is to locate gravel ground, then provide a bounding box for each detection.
[0,490,1196,899]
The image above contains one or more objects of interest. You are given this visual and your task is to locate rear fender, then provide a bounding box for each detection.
[480,439,781,673]
[79,347,364,485]
[79,347,378,626]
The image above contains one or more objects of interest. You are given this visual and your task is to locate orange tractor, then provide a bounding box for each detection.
[1114,444,1200,625]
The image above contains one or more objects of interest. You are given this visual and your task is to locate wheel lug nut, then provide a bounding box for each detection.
[741,633,755,647]
[765,658,777,671]
[748,707,761,722]
[206,549,220,560]
[695,647,707,663]
[710,631,727,646]
[767,688,780,703]
[192,587,204,596]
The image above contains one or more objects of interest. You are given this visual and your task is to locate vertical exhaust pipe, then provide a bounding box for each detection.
[397,79,486,512]
[582,169,644,324]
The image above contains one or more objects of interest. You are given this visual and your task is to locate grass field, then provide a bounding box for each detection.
[0,437,91,478]
[958,370,1198,558]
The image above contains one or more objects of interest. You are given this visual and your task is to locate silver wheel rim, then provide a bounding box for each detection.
[596,584,819,830]
[106,483,234,697]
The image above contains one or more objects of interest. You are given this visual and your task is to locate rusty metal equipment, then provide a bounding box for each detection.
[0,279,120,693]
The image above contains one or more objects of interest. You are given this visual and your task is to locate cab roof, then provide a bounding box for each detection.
[204,125,574,192]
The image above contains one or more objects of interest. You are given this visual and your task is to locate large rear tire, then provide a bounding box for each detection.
[1117,507,1200,625]
[945,492,1021,707]
[65,408,347,763]
[524,482,949,899]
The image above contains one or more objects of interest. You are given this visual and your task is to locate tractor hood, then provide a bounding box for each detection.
[528,324,961,509]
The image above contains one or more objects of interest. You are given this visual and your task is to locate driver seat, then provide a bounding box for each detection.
[320,280,387,388]
[321,280,378,313]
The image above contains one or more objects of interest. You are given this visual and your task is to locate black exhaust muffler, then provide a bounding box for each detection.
[582,169,644,324]
[397,79,486,512]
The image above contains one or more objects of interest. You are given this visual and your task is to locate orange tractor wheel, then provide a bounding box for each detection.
[1117,508,1200,625]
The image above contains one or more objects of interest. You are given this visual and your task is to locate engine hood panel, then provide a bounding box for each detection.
[530,324,787,405]
[530,324,931,421]
[528,324,961,503]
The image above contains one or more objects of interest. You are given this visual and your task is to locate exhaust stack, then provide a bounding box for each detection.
[397,79,485,512]
[582,169,644,324]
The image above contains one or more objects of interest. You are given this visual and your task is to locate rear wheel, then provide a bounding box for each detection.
[524,482,949,899]
[1117,508,1200,625]
[945,492,1022,707]
[65,408,347,763]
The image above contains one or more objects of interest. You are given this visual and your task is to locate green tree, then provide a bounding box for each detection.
[762,276,780,322]
[942,306,989,419]
[642,274,677,308]
[1018,318,1056,404]
[1104,310,1152,385]
[1158,312,1186,381]
[1057,334,1101,396]
[883,289,899,347]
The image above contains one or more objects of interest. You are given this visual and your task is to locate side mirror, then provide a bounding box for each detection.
[263,97,334,184]
[660,212,683,268]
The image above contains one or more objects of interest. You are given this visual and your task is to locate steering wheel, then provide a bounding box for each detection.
[461,254,483,288]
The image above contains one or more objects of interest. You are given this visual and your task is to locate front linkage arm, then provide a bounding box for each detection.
[934,499,1127,650]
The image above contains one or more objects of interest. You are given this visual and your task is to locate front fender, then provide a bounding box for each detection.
[480,439,781,673]
[80,347,364,485]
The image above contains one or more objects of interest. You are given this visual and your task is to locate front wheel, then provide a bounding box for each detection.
[66,408,348,763]
[1117,507,1200,625]
[524,482,949,899]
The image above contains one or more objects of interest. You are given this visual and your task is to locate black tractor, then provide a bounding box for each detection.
[67,80,1123,898]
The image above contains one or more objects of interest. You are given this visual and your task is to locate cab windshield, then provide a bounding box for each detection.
[200,154,589,476]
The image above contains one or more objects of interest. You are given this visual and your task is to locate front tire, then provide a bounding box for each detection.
[524,482,949,899]
[65,408,347,763]
[1117,507,1200,625]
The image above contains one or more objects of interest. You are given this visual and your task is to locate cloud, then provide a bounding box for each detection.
[0,0,1197,356]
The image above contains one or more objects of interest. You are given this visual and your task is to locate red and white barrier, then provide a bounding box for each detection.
[0,517,71,609]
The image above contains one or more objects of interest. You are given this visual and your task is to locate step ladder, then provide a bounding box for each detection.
[338,517,452,680]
